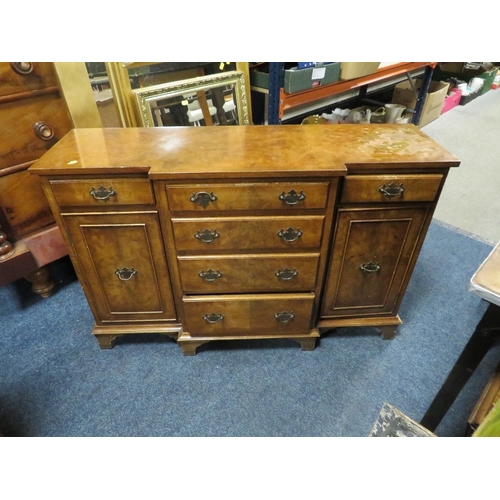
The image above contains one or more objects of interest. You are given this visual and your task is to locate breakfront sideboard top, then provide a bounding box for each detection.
[29,124,460,179]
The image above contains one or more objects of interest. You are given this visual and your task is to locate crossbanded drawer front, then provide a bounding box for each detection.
[177,253,320,293]
[341,174,443,203]
[183,293,315,337]
[49,178,155,206]
[172,216,325,252]
[166,182,330,211]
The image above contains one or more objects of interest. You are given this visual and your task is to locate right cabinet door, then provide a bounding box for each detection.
[321,206,430,318]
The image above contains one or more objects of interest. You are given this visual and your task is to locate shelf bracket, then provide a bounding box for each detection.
[405,71,419,100]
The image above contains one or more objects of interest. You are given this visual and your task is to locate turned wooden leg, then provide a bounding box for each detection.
[24,265,55,298]
[94,334,119,349]
[297,338,317,351]
[379,325,399,340]
[0,224,14,261]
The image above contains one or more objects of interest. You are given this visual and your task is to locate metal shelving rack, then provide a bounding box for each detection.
[266,62,436,124]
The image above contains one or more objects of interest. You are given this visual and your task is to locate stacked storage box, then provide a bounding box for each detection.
[250,62,341,94]
[391,79,450,127]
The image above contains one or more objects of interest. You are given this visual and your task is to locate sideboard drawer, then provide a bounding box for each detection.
[341,174,443,204]
[177,253,320,293]
[166,182,330,211]
[171,215,325,252]
[49,178,155,207]
[183,293,315,337]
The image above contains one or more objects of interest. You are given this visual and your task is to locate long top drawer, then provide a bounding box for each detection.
[166,182,330,212]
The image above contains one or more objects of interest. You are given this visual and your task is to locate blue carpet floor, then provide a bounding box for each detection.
[1,221,498,437]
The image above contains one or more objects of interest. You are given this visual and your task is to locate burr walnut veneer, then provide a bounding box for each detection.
[30,125,459,355]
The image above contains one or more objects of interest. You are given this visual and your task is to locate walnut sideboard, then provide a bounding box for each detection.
[29,125,459,355]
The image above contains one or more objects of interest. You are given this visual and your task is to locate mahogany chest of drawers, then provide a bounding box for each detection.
[0,62,101,295]
[0,62,72,294]
[30,125,459,355]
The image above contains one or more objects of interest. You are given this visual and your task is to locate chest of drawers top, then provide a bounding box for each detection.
[29,124,460,179]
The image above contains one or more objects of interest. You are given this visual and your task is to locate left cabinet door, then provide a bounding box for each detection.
[62,212,177,323]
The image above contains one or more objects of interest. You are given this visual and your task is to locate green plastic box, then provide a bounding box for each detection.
[250,62,341,94]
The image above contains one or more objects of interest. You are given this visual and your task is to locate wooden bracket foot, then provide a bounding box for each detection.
[178,340,210,356]
[379,325,399,340]
[296,337,317,351]
[94,334,119,349]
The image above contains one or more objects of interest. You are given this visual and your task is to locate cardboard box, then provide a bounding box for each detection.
[340,62,381,80]
[438,62,465,73]
[250,62,341,94]
[434,63,498,95]
[441,88,462,114]
[392,79,450,127]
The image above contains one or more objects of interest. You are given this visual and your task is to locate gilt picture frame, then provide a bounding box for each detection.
[132,70,250,127]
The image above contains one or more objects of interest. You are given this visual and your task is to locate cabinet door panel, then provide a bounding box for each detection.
[63,212,176,322]
[321,207,428,318]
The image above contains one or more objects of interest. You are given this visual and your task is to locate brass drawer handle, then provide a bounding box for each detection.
[115,267,137,281]
[11,62,34,75]
[277,227,302,242]
[195,229,220,243]
[33,121,55,141]
[275,268,298,281]
[90,186,117,201]
[360,262,381,273]
[379,182,404,197]
[190,191,217,208]
[199,269,222,282]
[279,189,306,205]
[275,311,295,323]
[203,312,224,324]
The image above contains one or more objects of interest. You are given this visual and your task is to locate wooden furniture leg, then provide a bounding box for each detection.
[420,303,500,432]
[24,265,55,298]
[94,334,119,349]
[296,337,317,351]
[379,325,399,340]
[178,339,211,356]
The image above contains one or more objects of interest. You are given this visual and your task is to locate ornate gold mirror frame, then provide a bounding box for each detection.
[105,63,252,127]
[132,70,250,127]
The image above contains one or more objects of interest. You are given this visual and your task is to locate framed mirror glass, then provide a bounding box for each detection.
[133,70,249,127]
